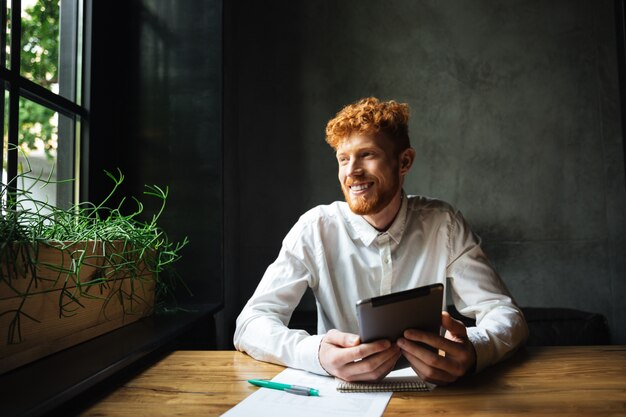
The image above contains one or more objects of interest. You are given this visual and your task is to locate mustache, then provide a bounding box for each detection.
[344,177,375,186]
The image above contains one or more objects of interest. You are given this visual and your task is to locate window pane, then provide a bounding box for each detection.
[21,0,66,98]
[16,96,73,211]
[17,96,57,211]
[2,0,83,213]
[3,3,10,69]
[1,89,7,186]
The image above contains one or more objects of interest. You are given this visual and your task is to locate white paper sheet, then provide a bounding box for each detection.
[221,368,392,417]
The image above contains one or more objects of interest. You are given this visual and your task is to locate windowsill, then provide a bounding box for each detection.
[1,303,221,417]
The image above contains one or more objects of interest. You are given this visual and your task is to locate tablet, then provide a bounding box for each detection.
[356,283,444,343]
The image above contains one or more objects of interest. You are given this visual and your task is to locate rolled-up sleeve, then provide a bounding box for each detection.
[233,225,328,375]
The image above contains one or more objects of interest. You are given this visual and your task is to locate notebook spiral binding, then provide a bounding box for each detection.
[336,380,431,393]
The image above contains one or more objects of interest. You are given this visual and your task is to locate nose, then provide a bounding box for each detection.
[346,158,363,176]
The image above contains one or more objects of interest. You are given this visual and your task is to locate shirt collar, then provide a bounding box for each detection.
[342,190,409,247]
[385,191,408,244]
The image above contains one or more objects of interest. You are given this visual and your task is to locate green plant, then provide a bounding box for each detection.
[0,151,189,344]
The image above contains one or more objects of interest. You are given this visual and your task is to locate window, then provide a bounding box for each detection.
[1,0,89,210]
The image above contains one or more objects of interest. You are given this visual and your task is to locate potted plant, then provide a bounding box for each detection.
[0,153,188,374]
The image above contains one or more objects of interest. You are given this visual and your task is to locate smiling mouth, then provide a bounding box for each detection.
[349,182,373,192]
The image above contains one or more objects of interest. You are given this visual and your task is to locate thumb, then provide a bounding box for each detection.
[323,329,361,347]
[442,311,468,340]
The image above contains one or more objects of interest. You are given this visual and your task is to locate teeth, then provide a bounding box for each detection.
[350,183,370,191]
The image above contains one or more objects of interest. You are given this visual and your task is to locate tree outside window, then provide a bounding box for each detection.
[20,0,60,161]
[1,0,87,209]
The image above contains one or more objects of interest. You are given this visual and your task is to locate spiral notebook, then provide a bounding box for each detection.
[336,367,436,393]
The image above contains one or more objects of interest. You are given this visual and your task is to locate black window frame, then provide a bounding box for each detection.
[0,0,91,208]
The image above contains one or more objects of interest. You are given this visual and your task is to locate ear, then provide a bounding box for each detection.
[399,148,415,176]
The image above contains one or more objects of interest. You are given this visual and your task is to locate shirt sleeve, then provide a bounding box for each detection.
[233,222,329,375]
[445,210,529,373]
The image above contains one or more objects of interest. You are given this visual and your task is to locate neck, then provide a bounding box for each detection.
[363,191,403,232]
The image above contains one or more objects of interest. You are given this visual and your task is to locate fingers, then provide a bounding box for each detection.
[324,331,393,364]
[397,346,458,385]
[397,312,477,385]
[401,326,474,370]
[441,311,469,342]
[319,330,401,381]
[402,328,463,357]
[397,337,465,382]
[324,329,361,348]
[321,336,393,371]
[403,313,469,357]
[340,344,402,382]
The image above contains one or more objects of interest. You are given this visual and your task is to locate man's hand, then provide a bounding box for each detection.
[319,329,401,382]
[397,311,476,385]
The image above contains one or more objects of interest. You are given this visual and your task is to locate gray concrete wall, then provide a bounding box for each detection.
[222,0,626,345]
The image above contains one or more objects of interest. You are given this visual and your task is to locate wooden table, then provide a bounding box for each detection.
[77,346,626,416]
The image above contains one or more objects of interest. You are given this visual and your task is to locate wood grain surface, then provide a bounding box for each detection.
[77,346,626,417]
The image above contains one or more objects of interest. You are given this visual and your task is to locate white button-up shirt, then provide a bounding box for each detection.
[234,194,528,375]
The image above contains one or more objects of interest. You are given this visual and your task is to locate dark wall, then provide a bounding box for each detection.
[89,1,223,308]
[88,0,625,347]
[223,0,626,345]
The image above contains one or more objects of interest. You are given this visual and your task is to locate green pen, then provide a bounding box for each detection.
[248,379,320,396]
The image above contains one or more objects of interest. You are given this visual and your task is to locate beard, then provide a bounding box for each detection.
[342,175,400,215]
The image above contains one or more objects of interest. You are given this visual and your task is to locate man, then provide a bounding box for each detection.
[234,97,528,384]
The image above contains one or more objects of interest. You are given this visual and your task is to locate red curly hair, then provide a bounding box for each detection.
[325,97,410,155]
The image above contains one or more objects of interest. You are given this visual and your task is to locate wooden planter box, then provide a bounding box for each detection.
[0,241,155,374]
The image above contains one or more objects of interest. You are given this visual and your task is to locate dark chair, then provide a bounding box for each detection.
[291,305,611,346]
[448,305,611,346]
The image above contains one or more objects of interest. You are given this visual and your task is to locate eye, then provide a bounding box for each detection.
[337,155,349,165]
